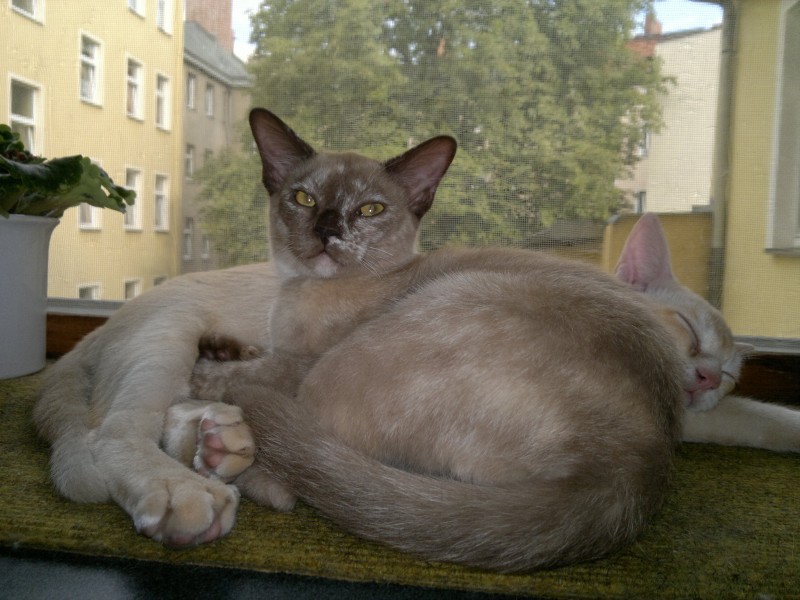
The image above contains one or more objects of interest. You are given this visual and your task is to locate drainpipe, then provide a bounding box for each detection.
[704,0,737,308]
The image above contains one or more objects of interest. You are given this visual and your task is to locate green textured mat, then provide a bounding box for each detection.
[2,371,799,598]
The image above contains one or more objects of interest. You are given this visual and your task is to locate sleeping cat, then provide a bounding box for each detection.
[615,214,800,452]
[33,108,457,546]
[175,210,800,571]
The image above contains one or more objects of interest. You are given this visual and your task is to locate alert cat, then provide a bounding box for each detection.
[32,108,457,546]
[178,213,799,571]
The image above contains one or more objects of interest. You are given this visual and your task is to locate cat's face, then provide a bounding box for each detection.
[646,285,750,411]
[269,152,425,278]
[616,214,751,412]
[248,108,457,279]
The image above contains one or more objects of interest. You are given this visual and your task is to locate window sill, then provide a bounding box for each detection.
[43,305,800,407]
[80,98,103,109]
[765,247,800,257]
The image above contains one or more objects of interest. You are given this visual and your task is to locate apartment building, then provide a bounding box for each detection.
[0,0,185,300]
[619,19,722,214]
[181,0,251,273]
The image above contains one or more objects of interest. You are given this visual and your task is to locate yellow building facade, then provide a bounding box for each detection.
[1,0,185,300]
[722,0,800,338]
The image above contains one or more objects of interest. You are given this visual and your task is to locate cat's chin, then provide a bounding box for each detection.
[308,252,340,278]
[685,389,723,412]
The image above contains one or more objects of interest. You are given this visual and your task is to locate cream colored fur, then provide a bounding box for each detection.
[33,108,458,545]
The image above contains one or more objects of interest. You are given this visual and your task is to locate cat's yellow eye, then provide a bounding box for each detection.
[359,203,385,217]
[295,190,316,208]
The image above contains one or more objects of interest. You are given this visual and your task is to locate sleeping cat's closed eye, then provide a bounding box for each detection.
[675,312,701,356]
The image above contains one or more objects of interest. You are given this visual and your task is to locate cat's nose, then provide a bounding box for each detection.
[694,365,721,390]
[314,210,343,245]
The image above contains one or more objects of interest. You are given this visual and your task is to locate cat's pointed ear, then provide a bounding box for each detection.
[384,136,457,218]
[615,213,677,291]
[249,108,316,194]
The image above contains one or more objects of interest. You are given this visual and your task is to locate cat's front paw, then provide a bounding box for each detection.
[194,406,255,482]
[133,475,240,546]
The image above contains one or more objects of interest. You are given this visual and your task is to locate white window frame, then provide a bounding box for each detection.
[768,0,800,251]
[123,279,142,300]
[123,167,143,231]
[79,32,103,106]
[126,56,144,121]
[154,173,170,231]
[9,0,44,22]
[155,73,171,130]
[201,234,211,260]
[156,0,173,34]
[205,83,214,117]
[186,73,196,109]
[77,284,101,300]
[185,144,195,179]
[8,74,42,154]
[128,0,144,18]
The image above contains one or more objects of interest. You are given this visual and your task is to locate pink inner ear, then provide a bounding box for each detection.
[615,214,676,291]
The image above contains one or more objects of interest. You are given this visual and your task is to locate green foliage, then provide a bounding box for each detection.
[194,149,270,267]
[201,0,664,254]
[0,124,135,219]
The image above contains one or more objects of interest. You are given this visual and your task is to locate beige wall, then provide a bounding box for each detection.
[646,28,720,213]
[602,213,712,298]
[722,0,800,338]
[1,0,185,300]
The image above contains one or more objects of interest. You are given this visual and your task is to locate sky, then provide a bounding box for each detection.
[230,0,724,62]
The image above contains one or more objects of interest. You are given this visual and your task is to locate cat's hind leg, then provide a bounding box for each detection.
[163,400,296,511]
[163,401,255,482]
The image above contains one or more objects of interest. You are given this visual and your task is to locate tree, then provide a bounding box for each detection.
[200,0,664,256]
[194,148,270,267]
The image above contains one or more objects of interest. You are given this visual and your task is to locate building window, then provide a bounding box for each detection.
[9,78,40,153]
[201,234,211,260]
[11,0,42,21]
[80,34,102,105]
[154,174,169,231]
[156,0,172,33]
[186,73,196,109]
[123,168,142,230]
[155,74,170,129]
[205,83,214,117]
[635,191,647,214]
[126,58,143,120]
[79,203,101,229]
[78,285,100,300]
[128,0,144,17]
[185,144,195,178]
[203,148,213,166]
[769,0,800,250]
[183,217,194,260]
[124,279,141,300]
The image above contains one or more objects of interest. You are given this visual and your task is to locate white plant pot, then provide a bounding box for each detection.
[0,214,59,379]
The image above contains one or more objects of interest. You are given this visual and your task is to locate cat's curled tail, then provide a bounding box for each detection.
[241,388,671,572]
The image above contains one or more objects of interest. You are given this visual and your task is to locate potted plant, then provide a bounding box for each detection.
[0,124,135,378]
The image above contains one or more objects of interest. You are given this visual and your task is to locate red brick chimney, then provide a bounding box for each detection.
[185,0,234,53]
[628,11,662,58]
